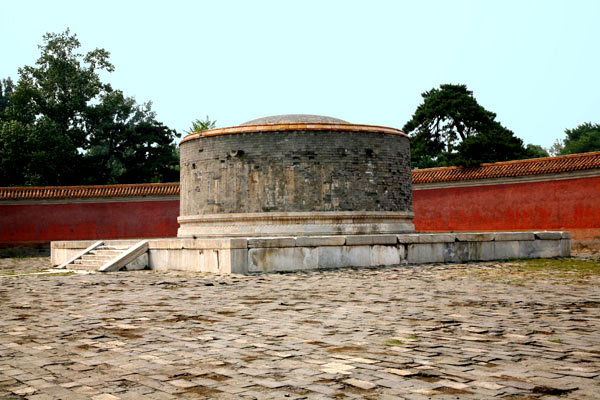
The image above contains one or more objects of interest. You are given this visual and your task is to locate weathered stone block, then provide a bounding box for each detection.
[560,239,571,257]
[248,237,296,248]
[317,246,344,268]
[397,244,407,262]
[345,235,397,246]
[149,249,219,273]
[561,231,572,240]
[534,231,562,240]
[396,234,421,244]
[51,240,95,249]
[341,246,372,267]
[494,232,534,241]
[51,248,82,266]
[442,242,485,263]
[371,245,401,266]
[520,240,561,258]
[150,238,248,250]
[406,243,445,264]
[217,248,249,274]
[494,241,520,260]
[417,233,455,243]
[248,247,318,273]
[124,253,148,271]
[478,241,496,261]
[455,232,495,242]
[198,249,220,273]
[295,236,346,247]
[443,242,464,263]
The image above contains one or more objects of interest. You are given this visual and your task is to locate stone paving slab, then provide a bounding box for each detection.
[0,257,51,275]
[0,258,599,399]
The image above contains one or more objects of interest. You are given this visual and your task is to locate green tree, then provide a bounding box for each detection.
[559,122,600,155]
[0,29,179,186]
[548,139,565,156]
[452,129,532,167]
[186,116,216,133]
[0,78,14,118]
[83,93,179,184]
[403,84,531,168]
[525,144,550,158]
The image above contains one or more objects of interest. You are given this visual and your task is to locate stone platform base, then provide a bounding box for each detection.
[51,231,571,274]
[177,211,415,238]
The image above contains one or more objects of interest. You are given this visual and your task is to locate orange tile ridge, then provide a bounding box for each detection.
[0,182,180,201]
[412,151,600,184]
[1,152,599,200]
[181,123,407,142]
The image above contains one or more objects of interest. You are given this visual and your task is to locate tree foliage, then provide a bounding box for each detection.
[525,144,550,159]
[186,116,216,134]
[0,78,14,118]
[453,129,533,167]
[0,29,179,186]
[403,84,533,168]
[557,122,600,155]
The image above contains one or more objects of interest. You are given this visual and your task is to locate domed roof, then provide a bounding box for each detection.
[242,114,348,126]
[181,114,407,144]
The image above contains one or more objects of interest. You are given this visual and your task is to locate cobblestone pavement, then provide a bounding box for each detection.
[1,259,599,399]
[0,257,52,275]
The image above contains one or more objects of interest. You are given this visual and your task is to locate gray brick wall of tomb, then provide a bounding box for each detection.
[180,130,412,215]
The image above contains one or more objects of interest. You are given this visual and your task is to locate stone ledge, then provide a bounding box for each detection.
[345,235,397,246]
[396,234,421,243]
[248,237,296,248]
[51,240,139,249]
[494,232,535,241]
[149,238,248,250]
[535,231,563,240]
[416,233,455,243]
[455,232,496,242]
[51,232,571,274]
[51,240,98,249]
[295,236,346,247]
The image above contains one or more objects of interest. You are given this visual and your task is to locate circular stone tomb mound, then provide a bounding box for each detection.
[178,114,414,237]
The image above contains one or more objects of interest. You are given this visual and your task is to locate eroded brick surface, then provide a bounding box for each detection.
[180,130,412,215]
[1,259,599,399]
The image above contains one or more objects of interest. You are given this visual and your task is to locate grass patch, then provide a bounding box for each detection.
[405,334,418,340]
[507,258,600,283]
[549,338,562,344]
[385,339,404,346]
[448,257,600,285]
[513,258,600,274]
[0,270,74,278]
[40,271,75,277]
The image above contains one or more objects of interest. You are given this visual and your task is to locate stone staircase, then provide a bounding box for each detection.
[72,245,127,271]
[58,240,149,272]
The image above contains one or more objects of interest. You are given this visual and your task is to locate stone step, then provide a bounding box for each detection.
[71,263,100,271]
[98,245,130,251]
[91,249,123,257]
[74,259,105,267]
[73,266,99,271]
[81,254,114,262]
[60,241,146,272]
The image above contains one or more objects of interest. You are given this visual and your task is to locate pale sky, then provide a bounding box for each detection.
[2,0,599,148]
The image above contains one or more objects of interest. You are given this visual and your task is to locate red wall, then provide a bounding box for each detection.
[413,176,600,240]
[2,175,599,247]
[0,200,179,247]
